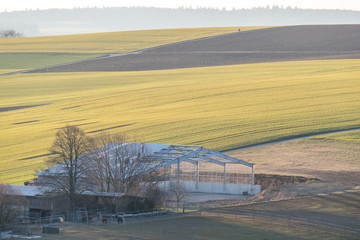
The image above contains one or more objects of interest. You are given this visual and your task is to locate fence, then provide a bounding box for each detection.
[0,214,63,237]
[1,205,359,239]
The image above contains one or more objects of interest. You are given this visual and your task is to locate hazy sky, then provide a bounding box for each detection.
[1,0,360,12]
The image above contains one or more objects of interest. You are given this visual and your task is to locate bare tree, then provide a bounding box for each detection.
[169,182,187,212]
[41,125,93,210]
[0,185,26,225]
[0,29,23,38]
[88,132,158,195]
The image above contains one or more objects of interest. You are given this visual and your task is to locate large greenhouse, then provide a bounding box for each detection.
[145,144,261,195]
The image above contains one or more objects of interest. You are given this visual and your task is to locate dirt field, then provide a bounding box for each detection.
[29,25,360,72]
[229,133,360,201]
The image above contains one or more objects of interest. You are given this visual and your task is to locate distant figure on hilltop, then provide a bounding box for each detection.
[238,28,241,32]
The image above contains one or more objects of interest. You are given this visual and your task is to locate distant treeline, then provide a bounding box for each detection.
[1,6,359,36]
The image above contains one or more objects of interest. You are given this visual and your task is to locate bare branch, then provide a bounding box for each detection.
[40,125,93,210]
[0,184,26,225]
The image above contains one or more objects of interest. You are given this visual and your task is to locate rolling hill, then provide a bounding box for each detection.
[27,25,360,72]
[0,26,359,184]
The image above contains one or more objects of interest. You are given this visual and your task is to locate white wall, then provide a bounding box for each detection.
[158,181,261,195]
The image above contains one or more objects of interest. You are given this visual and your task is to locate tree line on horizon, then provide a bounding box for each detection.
[1,6,359,37]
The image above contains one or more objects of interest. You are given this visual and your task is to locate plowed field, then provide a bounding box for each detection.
[29,25,360,72]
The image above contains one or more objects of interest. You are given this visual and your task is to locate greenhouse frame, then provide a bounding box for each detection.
[146,144,261,195]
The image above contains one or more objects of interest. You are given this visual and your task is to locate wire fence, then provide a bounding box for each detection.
[0,207,178,237]
[0,214,63,237]
[1,204,359,239]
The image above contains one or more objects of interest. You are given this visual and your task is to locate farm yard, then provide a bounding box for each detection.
[40,190,360,239]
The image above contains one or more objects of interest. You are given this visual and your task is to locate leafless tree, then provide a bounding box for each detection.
[88,132,159,195]
[0,29,23,38]
[41,125,93,210]
[169,182,187,212]
[0,184,26,225]
[142,185,164,209]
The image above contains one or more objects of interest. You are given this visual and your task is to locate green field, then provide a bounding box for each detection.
[312,129,360,143]
[46,215,348,240]
[1,59,359,184]
[0,53,102,72]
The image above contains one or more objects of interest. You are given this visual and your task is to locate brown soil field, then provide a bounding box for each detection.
[29,25,360,72]
[229,135,360,201]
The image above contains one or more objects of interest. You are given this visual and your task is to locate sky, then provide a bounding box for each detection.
[1,0,360,12]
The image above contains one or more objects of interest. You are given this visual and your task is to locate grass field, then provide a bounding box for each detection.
[0,59,359,184]
[0,69,26,74]
[0,27,271,54]
[312,129,360,143]
[46,215,350,240]
[0,53,102,72]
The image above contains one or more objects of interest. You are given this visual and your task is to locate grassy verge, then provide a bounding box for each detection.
[0,59,359,184]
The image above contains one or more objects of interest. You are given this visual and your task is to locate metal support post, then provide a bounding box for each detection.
[251,165,254,185]
[196,162,199,189]
[177,159,180,187]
